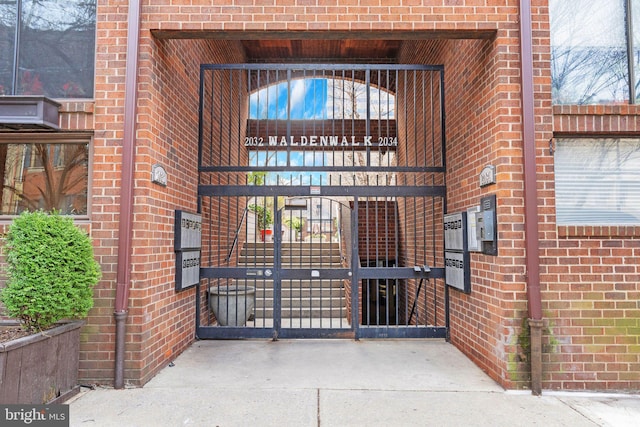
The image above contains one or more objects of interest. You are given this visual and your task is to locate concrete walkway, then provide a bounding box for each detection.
[68,340,640,426]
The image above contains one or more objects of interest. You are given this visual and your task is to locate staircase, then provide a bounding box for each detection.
[236,242,348,326]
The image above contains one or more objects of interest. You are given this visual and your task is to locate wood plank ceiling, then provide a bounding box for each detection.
[241,39,402,63]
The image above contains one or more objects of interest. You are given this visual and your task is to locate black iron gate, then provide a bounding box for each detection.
[196,64,447,339]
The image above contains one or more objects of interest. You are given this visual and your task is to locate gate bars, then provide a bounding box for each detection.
[196,64,448,339]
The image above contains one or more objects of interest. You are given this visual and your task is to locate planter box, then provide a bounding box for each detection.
[0,320,83,404]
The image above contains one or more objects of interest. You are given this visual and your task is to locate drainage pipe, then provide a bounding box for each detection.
[518,0,543,395]
[114,0,142,389]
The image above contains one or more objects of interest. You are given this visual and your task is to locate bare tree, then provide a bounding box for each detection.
[1,144,88,214]
[1,0,96,97]
[550,0,629,104]
[326,78,396,187]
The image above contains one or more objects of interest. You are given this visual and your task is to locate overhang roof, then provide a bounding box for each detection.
[240,39,402,63]
[150,30,496,63]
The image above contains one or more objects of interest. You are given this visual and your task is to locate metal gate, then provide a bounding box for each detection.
[196,64,447,339]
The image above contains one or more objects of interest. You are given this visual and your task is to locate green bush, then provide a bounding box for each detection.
[1,211,101,332]
[248,204,273,230]
[283,216,303,233]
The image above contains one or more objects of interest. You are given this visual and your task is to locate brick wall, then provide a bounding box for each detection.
[66,0,639,390]
[543,108,640,390]
[355,201,398,262]
[394,4,639,392]
[84,12,245,384]
[79,0,524,387]
[399,36,527,387]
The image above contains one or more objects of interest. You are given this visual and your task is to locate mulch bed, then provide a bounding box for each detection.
[0,326,31,343]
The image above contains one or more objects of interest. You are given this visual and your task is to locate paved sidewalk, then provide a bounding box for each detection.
[68,340,640,426]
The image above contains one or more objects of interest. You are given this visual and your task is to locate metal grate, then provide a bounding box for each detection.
[196,64,447,339]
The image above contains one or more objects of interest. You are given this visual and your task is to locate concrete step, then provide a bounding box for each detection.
[241,247,342,256]
[254,296,346,309]
[248,318,350,328]
[242,242,340,250]
[254,307,347,319]
[238,255,343,264]
[256,287,344,299]
[237,262,344,268]
[235,279,346,289]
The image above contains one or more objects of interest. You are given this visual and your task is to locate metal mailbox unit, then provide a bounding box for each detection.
[443,212,471,294]
[174,210,202,291]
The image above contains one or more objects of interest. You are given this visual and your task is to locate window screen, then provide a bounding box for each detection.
[555,138,640,225]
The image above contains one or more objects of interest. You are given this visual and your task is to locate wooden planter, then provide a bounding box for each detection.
[0,320,83,404]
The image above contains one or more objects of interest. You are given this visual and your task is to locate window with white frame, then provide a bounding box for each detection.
[555,138,640,225]
[0,135,89,215]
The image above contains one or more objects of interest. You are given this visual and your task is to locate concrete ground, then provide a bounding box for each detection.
[68,340,640,426]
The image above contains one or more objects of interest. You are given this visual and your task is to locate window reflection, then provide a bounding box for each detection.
[550,0,629,104]
[0,0,95,99]
[634,0,640,102]
[0,1,17,95]
[0,142,89,215]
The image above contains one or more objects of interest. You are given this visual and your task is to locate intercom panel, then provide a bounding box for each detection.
[477,194,497,255]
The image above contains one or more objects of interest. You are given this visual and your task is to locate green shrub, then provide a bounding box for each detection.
[248,204,273,230]
[283,216,303,233]
[1,211,101,332]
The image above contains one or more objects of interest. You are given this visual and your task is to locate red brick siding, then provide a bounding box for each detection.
[553,105,640,135]
[399,32,535,389]
[544,104,640,391]
[59,0,639,391]
[355,201,398,263]
[83,29,244,385]
[58,102,95,131]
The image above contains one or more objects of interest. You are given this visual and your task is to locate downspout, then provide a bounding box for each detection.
[114,0,142,389]
[518,0,544,395]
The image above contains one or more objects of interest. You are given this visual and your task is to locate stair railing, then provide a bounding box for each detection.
[226,205,249,263]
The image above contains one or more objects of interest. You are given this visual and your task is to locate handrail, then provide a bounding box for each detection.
[226,206,249,263]
[337,205,343,262]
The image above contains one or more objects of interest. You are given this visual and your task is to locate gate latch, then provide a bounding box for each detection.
[414,265,431,277]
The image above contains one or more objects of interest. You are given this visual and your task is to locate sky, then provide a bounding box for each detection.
[249,77,395,120]
[249,78,328,120]
[249,151,328,185]
[248,77,396,185]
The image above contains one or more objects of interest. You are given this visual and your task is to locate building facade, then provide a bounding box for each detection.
[0,0,638,392]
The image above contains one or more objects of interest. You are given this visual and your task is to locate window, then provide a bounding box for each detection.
[0,136,89,215]
[555,138,640,225]
[550,0,638,104]
[634,0,640,100]
[0,0,96,99]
